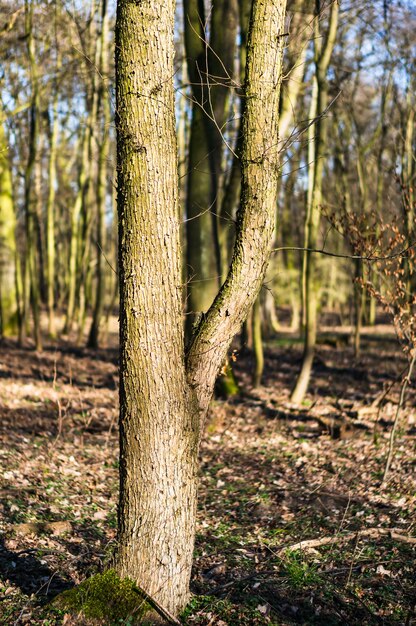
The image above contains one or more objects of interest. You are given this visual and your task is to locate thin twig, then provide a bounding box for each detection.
[272,241,416,262]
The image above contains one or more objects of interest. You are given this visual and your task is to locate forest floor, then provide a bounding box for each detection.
[0,318,415,625]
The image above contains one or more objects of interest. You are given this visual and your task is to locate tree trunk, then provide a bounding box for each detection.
[183,0,220,335]
[45,7,62,339]
[291,0,338,403]
[24,0,42,351]
[0,122,19,337]
[64,129,89,334]
[115,0,287,616]
[115,0,199,613]
[252,293,264,387]
[88,0,110,349]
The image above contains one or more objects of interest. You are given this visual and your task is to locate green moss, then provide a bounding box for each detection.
[53,569,151,624]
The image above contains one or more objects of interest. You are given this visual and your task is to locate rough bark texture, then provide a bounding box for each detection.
[116,0,287,616]
[115,0,199,614]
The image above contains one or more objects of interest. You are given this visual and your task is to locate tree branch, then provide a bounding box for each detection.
[272,242,416,262]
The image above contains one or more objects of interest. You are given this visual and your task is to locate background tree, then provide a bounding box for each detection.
[291,0,339,403]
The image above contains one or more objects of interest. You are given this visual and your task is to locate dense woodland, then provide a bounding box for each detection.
[0,0,415,624]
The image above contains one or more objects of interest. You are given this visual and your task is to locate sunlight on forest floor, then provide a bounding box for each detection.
[0,319,415,625]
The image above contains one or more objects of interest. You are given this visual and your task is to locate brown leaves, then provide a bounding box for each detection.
[331,196,416,358]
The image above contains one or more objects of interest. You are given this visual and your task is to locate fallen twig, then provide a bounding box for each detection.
[280,528,416,555]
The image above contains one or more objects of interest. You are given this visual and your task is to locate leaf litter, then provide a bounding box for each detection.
[0,326,415,625]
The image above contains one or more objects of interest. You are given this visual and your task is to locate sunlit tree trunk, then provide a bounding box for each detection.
[115,0,199,613]
[115,0,287,616]
[400,76,415,299]
[0,122,19,337]
[45,7,62,339]
[65,0,100,338]
[252,294,264,387]
[291,0,338,403]
[253,0,310,381]
[64,128,90,334]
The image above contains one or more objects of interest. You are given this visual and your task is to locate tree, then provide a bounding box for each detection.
[115,0,288,616]
[291,0,339,403]
[87,0,111,348]
[0,119,19,337]
[23,0,43,351]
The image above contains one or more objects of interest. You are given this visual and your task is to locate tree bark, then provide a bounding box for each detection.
[115,0,287,616]
[115,0,199,613]
[187,0,287,416]
[24,0,42,351]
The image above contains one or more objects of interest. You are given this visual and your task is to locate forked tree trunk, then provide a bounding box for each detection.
[115,0,287,616]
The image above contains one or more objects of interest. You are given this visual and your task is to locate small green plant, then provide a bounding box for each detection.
[283,550,322,589]
[54,569,151,624]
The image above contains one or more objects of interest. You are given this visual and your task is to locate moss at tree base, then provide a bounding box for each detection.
[53,569,152,624]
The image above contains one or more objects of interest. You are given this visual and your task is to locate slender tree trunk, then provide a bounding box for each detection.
[66,0,100,337]
[46,95,59,338]
[291,0,338,403]
[116,0,287,616]
[252,294,264,387]
[64,129,89,334]
[218,0,252,267]
[0,122,19,337]
[45,13,61,339]
[88,0,110,348]
[187,0,287,416]
[203,0,238,278]
[24,0,42,351]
